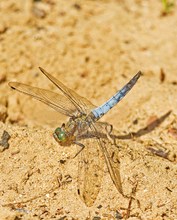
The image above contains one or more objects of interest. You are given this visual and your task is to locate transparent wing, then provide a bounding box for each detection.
[9,82,79,117]
[39,67,96,115]
[77,121,122,206]
[90,122,123,194]
[77,137,104,207]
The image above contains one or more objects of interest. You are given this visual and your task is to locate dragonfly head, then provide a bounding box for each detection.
[53,126,66,143]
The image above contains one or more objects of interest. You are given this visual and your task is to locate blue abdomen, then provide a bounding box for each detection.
[91,71,141,120]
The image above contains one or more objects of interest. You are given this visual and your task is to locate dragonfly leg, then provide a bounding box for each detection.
[105,124,113,135]
[73,141,85,158]
[105,124,116,144]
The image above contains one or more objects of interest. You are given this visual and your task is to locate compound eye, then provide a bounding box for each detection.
[55,127,62,134]
[54,127,66,142]
[58,131,66,141]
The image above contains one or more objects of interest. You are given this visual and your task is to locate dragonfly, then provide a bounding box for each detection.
[9,67,141,206]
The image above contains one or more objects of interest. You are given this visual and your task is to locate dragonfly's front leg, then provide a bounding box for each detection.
[73,141,85,158]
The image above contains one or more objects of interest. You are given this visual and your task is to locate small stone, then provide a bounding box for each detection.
[0,130,11,151]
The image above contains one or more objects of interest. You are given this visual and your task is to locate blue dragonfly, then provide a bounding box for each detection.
[9,67,141,206]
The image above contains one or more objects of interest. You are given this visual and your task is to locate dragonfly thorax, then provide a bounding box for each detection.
[54,114,91,146]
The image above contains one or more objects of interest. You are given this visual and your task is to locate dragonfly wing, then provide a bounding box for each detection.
[9,82,79,117]
[77,137,104,206]
[90,122,123,194]
[39,67,96,114]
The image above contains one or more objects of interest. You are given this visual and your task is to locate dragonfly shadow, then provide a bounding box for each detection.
[116,110,171,140]
[78,110,171,141]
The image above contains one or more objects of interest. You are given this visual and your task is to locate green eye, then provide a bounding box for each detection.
[58,131,66,141]
[54,127,66,142]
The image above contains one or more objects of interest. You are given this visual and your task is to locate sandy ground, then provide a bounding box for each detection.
[0,0,177,219]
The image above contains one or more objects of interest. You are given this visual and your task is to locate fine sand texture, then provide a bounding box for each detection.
[0,1,177,219]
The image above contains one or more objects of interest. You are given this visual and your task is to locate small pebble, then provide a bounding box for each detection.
[0,130,11,151]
